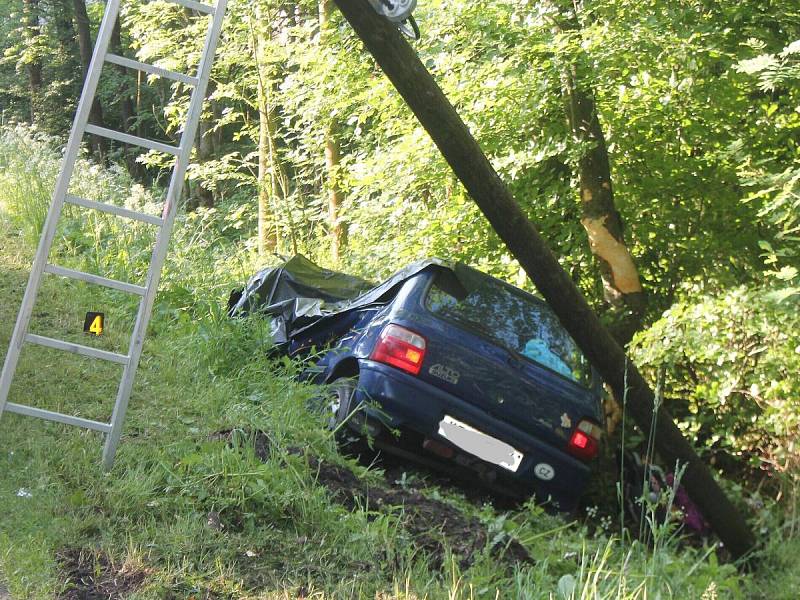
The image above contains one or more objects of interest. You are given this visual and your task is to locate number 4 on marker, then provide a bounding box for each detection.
[84,312,105,336]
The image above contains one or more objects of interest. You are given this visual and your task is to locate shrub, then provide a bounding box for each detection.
[630,286,800,493]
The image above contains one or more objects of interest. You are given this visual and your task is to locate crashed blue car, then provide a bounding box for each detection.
[229,256,604,511]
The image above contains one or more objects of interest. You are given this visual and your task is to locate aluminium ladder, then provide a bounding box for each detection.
[0,0,228,470]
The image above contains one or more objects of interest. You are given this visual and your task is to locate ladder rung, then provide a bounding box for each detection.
[65,194,164,227]
[105,53,199,86]
[84,124,179,155]
[25,334,130,365]
[164,0,215,15]
[44,265,147,296]
[5,402,112,433]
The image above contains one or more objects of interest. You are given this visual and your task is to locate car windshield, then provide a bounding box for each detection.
[425,268,592,386]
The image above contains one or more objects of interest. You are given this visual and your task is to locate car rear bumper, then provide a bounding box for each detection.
[354,359,591,511]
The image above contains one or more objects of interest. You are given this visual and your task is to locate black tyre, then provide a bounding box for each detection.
[326,377,358,431]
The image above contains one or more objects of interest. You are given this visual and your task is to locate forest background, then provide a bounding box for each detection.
[1,0,800,597]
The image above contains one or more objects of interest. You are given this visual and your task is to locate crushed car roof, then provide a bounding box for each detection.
[229,255,492,344]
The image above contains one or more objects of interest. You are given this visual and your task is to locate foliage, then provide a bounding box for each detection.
[0,122,259,307]
[0,0,81,133]
[630,286,800,491]
[2,0,795,310]
[734,38,800,301]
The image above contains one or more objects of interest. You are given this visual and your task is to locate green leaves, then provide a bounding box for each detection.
[631,285,800,481]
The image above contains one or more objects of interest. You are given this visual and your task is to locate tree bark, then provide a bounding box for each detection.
[320,0,347,262]
[110,18,140,176]
[549,5,647,346]
[192,81,216,209]
[253,6,281,255]
[73,0,107,158]
[257,96,276,254]
[22,0,43,124]
[324,129,346,261]
[52,0,80,96]
[332,0,756,560]
[566,84,646,345]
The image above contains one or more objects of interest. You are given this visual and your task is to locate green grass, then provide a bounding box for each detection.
[0,136,798,598]
[0,204,743,599]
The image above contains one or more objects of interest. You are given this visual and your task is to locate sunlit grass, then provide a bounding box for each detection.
[1,130,798,598]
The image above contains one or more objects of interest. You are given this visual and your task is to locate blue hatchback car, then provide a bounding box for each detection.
[230,257,604,511]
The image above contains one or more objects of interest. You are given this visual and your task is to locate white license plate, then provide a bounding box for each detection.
[437,415,524,472]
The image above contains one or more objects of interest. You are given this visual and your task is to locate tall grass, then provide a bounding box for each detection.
[0,123,259,313]
[0,124,59,242]
[2,122,792,598]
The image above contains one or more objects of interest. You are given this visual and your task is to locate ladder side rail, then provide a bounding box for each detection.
[0,0,123,417]
[102,0,229,469]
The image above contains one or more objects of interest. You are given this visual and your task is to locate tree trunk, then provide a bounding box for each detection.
[253,7,279,255]
[332,0,756,561]
[324,129,346,262]
[22,0,43,124]
[320,0,347,262]
[110,18,140,176]
[549,8,647,346]
[73,0,107,158]
[135,70,143,137]
[52,0,80,101]
[190,80,216,210]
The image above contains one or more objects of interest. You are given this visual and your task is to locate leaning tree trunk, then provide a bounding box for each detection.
[73,0,107,158]
[332,0,756,561]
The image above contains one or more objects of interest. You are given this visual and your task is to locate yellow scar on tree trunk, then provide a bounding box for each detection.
[580,215,643,295]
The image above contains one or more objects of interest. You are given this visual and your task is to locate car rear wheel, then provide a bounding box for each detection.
[326,377,357,431]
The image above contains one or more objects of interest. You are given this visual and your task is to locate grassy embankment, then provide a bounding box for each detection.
[0,125,795,599]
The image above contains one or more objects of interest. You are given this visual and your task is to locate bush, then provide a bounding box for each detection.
[630,286,800,493]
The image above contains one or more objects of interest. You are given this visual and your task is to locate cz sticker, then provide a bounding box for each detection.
[534,462,555,481]
[84,312,104,336]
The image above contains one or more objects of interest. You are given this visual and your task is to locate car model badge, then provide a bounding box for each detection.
[560,413,572,429]
[534,462,555,481]
[428,364,460,385]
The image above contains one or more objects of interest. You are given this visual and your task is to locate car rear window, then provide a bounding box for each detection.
[425,269,591,386]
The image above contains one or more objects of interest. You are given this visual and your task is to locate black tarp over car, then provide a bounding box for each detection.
[229,255,467,344]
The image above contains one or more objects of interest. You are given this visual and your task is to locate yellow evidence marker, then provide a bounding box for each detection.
[84,312,105,336]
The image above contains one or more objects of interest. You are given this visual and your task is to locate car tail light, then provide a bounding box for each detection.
[370,324,427,375]
[568,420,602,460]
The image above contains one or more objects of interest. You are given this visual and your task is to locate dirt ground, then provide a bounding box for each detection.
[57,549,147,600]
[215,429,532,571]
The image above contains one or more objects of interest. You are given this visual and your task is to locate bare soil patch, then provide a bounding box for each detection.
[57,549,147,600]
[211,429,532,570]
[309,455,531,569]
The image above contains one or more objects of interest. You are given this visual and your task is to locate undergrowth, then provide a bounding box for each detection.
[0,125,798,598]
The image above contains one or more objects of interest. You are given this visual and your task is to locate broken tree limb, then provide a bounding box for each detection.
[332,0,756,559]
